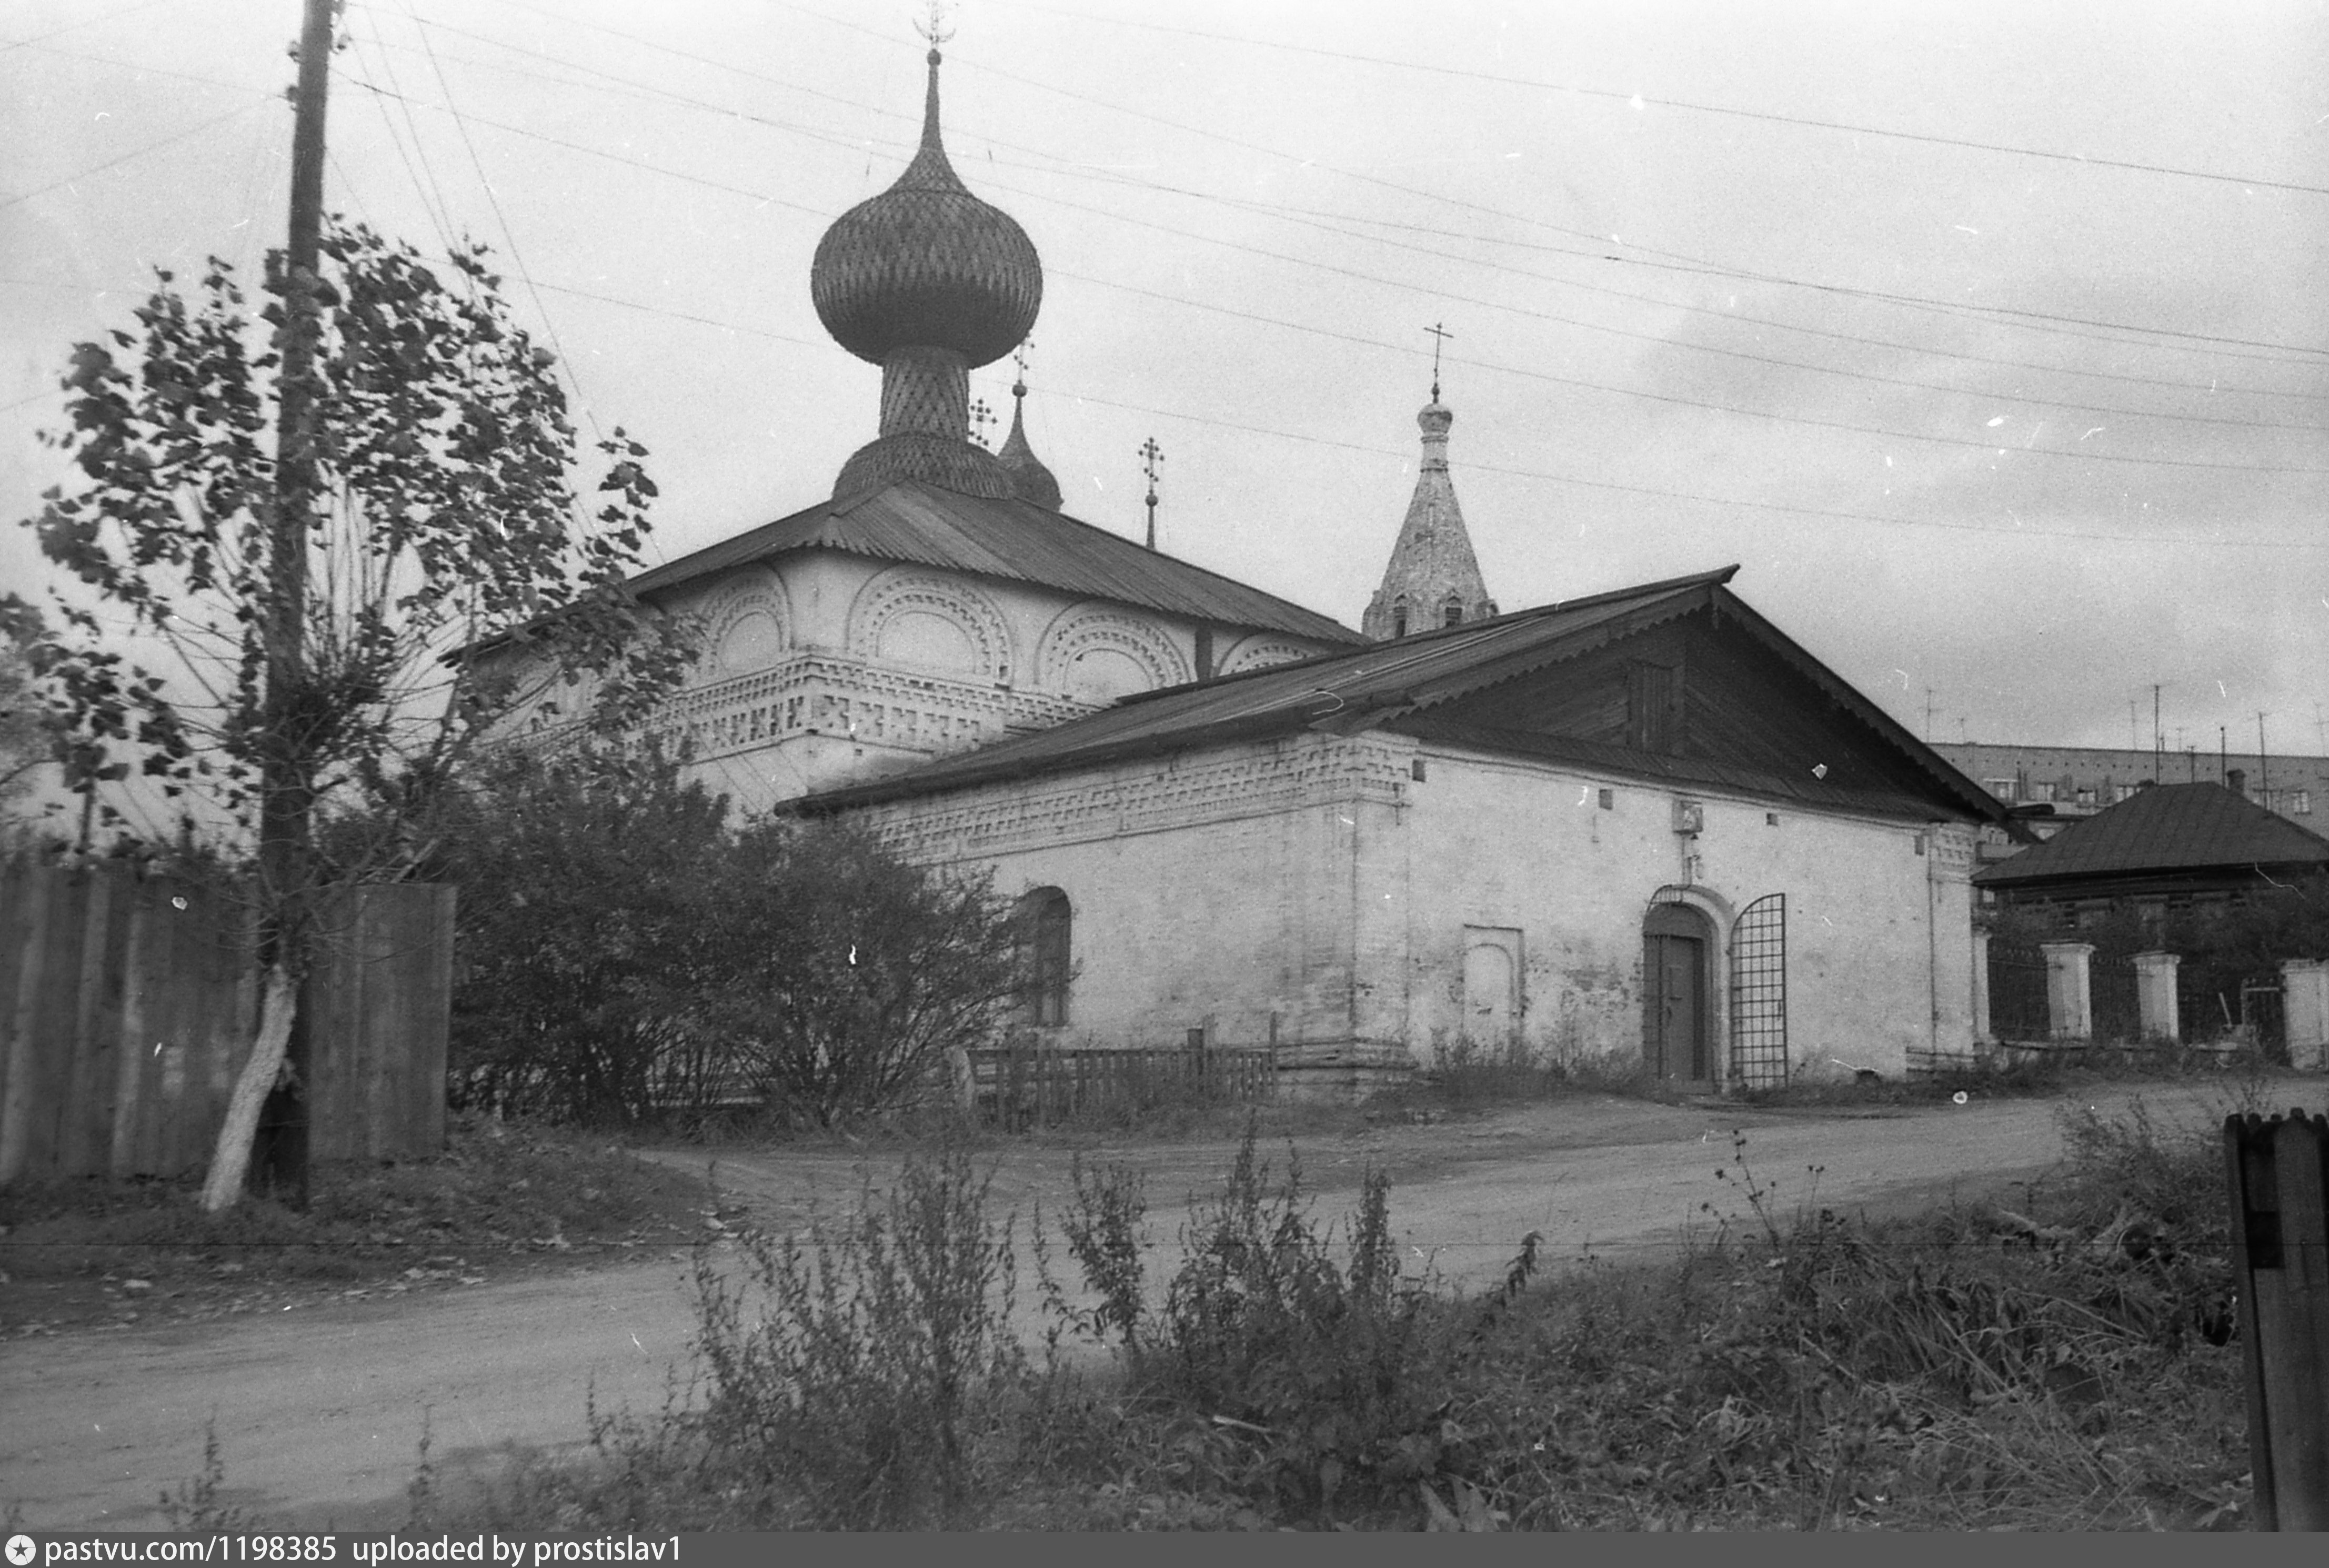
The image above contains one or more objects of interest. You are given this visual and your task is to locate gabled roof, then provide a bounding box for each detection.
[794,565,2009,822]
[1972,781,2329,888]
[624,478,1363,646]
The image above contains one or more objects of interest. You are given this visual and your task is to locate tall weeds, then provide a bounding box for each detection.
[690,1142,1027,1528]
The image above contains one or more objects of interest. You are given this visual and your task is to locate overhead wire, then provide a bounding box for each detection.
[354,23,2328,423]
[0,97,277,211]
[989,0,2329,205]
[383,2,670,566]
[388,0,2329,433]
[487,0,2329,366]
[795,1,2329,362]
[329,69,2328,476]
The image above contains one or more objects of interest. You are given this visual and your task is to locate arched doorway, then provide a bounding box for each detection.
[1642,902,1714,1087]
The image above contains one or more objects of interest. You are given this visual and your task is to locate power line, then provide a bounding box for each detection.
[487,0,2329,364]
[390,4,667,568]
[353,23,2315,419]
[0,0,184,52]
[0,97,275,211]
[336,63,2328,476]
[409,2,2329,398]
[820,5,2329,363]
[389,263,2329,556]
[989,0,2329,204]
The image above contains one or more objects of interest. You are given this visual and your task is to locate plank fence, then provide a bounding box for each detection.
[965,1041,1275,1131]
[0,854,453,1184]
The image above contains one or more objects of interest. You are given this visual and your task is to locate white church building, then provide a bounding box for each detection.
[510,45,2008,1092]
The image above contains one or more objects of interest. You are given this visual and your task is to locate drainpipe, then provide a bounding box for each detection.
[1927,826,1942,1064]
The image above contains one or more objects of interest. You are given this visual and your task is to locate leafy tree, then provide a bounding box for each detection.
[434,747,1022,1128]
[707,818,1024,1128]
[424,742,733,1124]
[13,220,689,1206]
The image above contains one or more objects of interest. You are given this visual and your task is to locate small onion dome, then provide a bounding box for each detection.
[996,377,1061,509]
[811,48,1042,370]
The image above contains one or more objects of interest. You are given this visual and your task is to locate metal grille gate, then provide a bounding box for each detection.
[1728,893,1788,1090]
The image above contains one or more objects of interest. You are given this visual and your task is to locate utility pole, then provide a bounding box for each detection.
[1923,687,1936,742]
[2258,712,2270,799]
[252,0,338,1207]
[2153,685,2162,779]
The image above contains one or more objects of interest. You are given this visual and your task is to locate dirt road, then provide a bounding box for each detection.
[0,1082,2257,1529]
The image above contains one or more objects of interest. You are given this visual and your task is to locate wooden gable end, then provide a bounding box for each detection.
[1408,608,1945,810]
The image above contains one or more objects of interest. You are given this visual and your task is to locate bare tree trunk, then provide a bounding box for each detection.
[199,961,299,1213]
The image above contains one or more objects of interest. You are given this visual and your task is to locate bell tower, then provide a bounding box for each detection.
[1363,329,1497,639]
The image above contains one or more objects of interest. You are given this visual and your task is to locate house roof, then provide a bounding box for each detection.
[793,565,2009,822]
[1971,780,2329,888]
[623,478,1363,647]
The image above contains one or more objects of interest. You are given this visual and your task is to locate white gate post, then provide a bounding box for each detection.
[2040,941,2094,1042]
[2132,951,2181,1045]
[2282,959,2329,1072]
[1969,928,1993,1047]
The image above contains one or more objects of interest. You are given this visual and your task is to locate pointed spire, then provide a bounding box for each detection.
[996,351,1062,508]
[1362,377,1497,640]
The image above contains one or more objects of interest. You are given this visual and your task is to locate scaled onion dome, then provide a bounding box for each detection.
[811,49,1042,372]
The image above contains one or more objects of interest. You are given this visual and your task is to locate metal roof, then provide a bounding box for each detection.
[795,565,2008,822]
[1972,781,2329,888]
[625,478,1363,646]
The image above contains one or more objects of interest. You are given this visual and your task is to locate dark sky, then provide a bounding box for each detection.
[7,0,2325,767]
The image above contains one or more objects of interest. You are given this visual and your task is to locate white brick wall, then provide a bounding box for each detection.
[858,729,1980,1084]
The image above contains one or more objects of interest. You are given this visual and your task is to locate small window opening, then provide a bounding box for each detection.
[1597,788,1614,810]
[1015,887,1072,1028]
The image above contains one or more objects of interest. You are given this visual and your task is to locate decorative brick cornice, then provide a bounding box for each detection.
[1926,822,1977,879]
[850,731,1413,862]
[514,650,1102,766]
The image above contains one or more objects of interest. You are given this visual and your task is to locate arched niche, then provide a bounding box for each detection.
[1035,603,1190,702]
[847,568,1015,684]
[696,567,794,680]
[1216,636,1316,677]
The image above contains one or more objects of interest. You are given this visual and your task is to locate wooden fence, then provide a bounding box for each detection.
[964,1041,1276,1130]
[0,855,454,1184]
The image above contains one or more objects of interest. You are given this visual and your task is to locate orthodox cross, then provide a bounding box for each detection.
[1011,338,1033,400]
[969,396,995,447]
[1425,320,1453,401]
[1139,436,1165,551]
[914,1,954,47]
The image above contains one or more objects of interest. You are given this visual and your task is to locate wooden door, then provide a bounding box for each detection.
[1642,913,1711,1086]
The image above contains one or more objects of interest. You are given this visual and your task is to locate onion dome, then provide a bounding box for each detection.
[995,375,1061,509]
[811,49,1042,370]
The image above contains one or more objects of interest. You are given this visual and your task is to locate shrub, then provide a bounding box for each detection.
[690,1143,1028,1528]
[428,745,1021,1127]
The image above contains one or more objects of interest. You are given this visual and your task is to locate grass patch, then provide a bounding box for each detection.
[163,1092,2275,1531]
[0,1116,711,1333]
[409,1090,2264,1528]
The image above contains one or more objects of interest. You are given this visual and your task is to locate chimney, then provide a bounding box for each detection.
[2225,768,2246,797]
